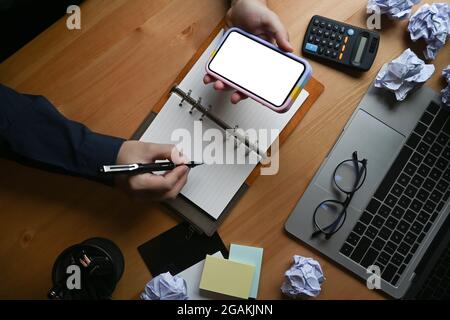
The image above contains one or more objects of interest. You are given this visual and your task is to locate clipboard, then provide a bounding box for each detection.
[132,21,324,236]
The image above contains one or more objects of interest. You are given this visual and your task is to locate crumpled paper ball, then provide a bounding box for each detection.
[374,48,435,101]
[140,272,188,300]
[281,255,325,298]
[367,0,421,20]
[408,3,450,60]
[442,65,450,107]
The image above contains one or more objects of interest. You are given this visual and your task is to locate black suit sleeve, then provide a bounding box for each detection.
[0,84,125,184]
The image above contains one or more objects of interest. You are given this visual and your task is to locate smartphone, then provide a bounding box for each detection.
[206,27,312,113]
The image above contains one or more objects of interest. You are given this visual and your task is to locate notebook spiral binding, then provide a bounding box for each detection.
[171,85,265,158]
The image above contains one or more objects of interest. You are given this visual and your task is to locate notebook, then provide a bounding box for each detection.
[137,222,228,276]
[140,30,309,220]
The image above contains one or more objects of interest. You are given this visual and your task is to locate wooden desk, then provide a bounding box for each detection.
[0,0,448,300]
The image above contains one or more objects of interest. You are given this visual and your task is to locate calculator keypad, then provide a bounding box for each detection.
[304,17,353,62]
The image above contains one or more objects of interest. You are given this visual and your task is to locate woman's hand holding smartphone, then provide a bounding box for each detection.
[204,0,311,113]
[203,0,294,105]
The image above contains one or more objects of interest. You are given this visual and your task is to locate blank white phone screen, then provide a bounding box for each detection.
[208,31,305,107]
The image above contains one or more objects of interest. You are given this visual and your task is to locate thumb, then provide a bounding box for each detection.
[162,165,189,189]
[265,13,293,52]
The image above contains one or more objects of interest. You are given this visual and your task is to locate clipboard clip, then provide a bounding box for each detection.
[178,89,192,107]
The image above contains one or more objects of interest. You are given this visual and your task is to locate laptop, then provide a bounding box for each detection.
[285,84,450,299]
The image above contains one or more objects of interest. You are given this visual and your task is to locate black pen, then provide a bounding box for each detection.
[100,161,203,175]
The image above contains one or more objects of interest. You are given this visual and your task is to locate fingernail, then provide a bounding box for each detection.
[181,154,190,163]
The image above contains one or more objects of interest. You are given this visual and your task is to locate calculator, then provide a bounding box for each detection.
[302,16,380,72]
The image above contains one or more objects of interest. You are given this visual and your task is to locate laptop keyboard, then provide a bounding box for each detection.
[340,102,450,286]
[416,240,450,299]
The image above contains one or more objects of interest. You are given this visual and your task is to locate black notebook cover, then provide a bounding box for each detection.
[138,222,229,276]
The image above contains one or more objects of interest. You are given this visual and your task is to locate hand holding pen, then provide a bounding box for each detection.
[113,141,194,201]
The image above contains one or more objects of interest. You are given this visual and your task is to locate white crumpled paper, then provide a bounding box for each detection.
[281,255,325,298]
[442,65,450,107]
[375,48,435,101]
[367,0,421,20]
[408,3,450,60]
[141,272,188,300]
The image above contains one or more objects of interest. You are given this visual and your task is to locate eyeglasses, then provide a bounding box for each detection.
[312,151,367,240]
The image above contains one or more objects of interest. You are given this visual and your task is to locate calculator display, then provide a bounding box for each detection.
[354,36,368,65]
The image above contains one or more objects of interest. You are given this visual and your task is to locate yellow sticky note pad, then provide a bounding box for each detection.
[199,255,255,299]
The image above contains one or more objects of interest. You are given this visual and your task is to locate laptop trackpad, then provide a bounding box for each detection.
[315,110,405,212]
